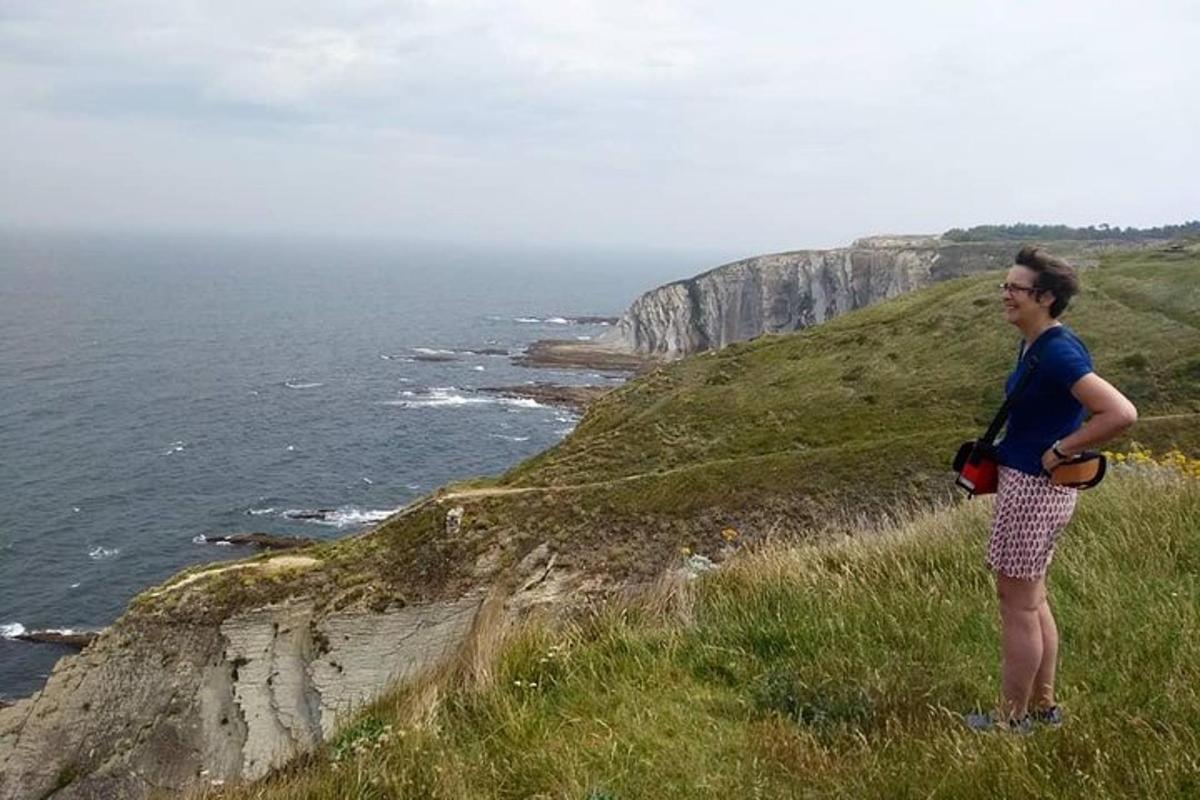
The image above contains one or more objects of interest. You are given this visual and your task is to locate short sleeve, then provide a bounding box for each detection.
[1044,336,1092,391]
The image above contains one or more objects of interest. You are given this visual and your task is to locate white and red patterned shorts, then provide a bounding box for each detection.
[986,466,1078,580]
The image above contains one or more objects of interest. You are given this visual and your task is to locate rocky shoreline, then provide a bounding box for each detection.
[200,533,321,550]
[9,629,99,649]
[511,339,651,372]
[480,383,611,412]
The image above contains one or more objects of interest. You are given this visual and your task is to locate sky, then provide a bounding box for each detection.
[1,1,1197,252]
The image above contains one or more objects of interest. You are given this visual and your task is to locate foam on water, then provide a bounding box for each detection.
[279,506,401,528]
[284,381,324,389]
[88,546,119,561]
[382,387,543,410]
[191,535,233,546]
[1,623,27,639]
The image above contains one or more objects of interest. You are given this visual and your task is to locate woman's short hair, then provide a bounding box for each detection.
[1015,245,1080,318]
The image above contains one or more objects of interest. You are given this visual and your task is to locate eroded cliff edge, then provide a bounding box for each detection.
[0,497,601,800]
[594,237,1016,358]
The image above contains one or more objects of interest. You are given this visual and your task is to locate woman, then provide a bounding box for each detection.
[966,245,1137,733]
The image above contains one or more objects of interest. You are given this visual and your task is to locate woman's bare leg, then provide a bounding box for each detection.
[996,574,1046,719]
[1032,596,1058,710]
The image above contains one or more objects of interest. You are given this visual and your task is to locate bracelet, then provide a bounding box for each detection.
[1051,440,1071,460]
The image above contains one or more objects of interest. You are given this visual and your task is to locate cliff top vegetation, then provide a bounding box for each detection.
[943,220,1200,242]
[138,244,1200,627]
[200,458,1200,799]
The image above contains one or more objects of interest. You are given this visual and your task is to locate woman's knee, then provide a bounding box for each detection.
[996,574,1046,614]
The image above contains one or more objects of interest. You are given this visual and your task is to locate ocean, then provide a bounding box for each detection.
[0,230,716,700]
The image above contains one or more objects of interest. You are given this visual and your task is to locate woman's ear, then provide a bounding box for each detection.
[1038,290,1056,310]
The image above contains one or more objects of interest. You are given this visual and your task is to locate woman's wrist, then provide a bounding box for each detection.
[1051,439,1072,460]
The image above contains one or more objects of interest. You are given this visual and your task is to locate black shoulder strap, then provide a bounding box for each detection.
[979,327,1060,444]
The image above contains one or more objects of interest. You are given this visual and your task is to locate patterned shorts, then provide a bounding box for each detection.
[986,466,1078,580]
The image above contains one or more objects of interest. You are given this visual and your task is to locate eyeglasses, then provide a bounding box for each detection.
[999,282,1039,295]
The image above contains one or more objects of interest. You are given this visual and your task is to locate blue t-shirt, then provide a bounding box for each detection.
[995,325,1093,476]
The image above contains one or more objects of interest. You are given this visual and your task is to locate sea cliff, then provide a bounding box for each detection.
[595,238,1018,357]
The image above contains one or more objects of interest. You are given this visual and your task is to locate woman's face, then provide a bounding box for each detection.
[1001,265,1049,327]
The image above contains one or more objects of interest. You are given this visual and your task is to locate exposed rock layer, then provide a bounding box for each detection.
[0,595,482,799]
[596,238,1016,357]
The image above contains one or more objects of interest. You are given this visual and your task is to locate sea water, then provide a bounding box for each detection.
[0,230,716,699]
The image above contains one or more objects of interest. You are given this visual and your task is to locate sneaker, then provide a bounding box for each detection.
[963,711,1033,735]
[1031,705,1064,728]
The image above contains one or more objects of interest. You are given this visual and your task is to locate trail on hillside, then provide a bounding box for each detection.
[434,411,1199,502]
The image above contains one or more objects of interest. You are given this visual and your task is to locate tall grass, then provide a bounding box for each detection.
[199,465,1199,800]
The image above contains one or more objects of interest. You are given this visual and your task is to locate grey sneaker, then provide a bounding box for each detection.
[963,711,1033,735]
[1031,705,1064,728]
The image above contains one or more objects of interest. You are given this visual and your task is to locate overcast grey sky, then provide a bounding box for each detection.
[1,1,1196,251]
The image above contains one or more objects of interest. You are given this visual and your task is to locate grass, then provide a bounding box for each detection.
[501,244,1200,492]
[199,462,1200,799]
[132,244,1200,621]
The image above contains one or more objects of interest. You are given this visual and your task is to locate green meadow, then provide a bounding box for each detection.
[202,465,1199,799]
[183,243,1200,798]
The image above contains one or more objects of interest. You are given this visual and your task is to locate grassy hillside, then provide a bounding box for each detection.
[201,462,1200,800]
[142,244,1200,624]
[501,244,1200,491]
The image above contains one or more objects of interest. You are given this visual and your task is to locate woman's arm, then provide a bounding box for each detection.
[1041,373,1138,472]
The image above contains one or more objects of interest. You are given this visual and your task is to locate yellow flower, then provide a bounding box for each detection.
[720,527,739,542]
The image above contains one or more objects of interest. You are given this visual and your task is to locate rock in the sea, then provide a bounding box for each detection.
[511,340,651,372]
[480,383,610,411]
[203,533,321,550]
[284,509,336,521]
[13,630,98,649]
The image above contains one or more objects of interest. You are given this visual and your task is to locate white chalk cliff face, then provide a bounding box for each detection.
[598,237,1013,357]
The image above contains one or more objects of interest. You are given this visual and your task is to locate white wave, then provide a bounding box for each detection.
[514,317,541,323]
[382,387,543,410]
[286,445,296,451]
[412,347,455,355]
[362,477,373,485]
[284,381,324,389]
[489,434,531,442]
[248,507,276,516]
[88,546,119,560]
[191,534,232,546]
[1,623,26,639]
[69,582,80,589]
[546,316,569,325]
[164,441,186,455]
[554,427,576,435]
[575,335,592,341]
[72,506,80,513]
[472,365,486,371]
[283,506,400,528]
[379,354,393,360]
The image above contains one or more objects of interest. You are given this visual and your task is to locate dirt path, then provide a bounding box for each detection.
[147,555,321,597]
